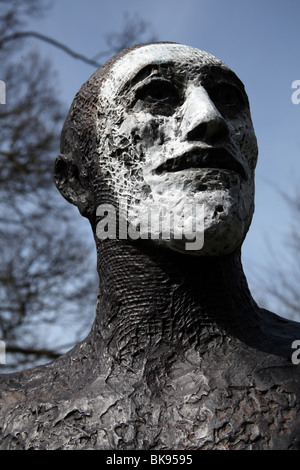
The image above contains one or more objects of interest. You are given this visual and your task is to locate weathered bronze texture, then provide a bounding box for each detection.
[1,43,300,450]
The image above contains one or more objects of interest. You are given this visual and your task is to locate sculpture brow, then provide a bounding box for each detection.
[119,62,174,94]
[204,67,247,93]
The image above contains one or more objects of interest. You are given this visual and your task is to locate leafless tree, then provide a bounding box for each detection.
[247,183,300,322]
[265,188,300,321]
[0,0,156,371]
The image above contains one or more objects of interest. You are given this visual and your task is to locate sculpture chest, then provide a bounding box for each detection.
[2,340,299,450]
[86,345,300,450]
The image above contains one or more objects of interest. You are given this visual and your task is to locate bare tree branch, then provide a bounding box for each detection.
[5,345,60,360]
[0,31,102,68]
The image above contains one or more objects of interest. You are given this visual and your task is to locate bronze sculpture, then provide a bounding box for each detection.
[1,42,300,450]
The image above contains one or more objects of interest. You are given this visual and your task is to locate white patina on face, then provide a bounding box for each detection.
[96,43,258,255]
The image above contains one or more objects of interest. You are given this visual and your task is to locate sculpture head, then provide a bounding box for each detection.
[55,42,258,256]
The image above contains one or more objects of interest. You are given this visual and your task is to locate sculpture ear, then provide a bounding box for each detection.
[54,154,92,218]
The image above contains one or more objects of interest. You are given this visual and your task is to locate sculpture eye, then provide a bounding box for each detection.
[207,82,247,113]
[136,78,179,108]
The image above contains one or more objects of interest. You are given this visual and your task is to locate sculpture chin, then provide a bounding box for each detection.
[125,173,254,256]
[125,191,253,257]
[153,215,249,256]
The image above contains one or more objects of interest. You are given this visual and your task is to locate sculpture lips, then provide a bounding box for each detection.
[154,147,247,181]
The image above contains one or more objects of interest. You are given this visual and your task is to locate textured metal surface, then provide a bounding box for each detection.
[1,43,300,450]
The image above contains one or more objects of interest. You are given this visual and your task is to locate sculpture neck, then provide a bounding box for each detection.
[92,239,258,364]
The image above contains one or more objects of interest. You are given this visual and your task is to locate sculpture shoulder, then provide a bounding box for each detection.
[243,306,300,359]
[1,343,300,449]
[260,307,300,334]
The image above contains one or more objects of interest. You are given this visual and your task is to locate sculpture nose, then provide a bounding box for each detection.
[181,86,229,144]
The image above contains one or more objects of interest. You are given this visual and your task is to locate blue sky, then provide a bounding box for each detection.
[24,0,300,314]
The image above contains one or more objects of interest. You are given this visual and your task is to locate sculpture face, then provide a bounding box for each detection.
[59,43,258,256]
[94,43,258,255]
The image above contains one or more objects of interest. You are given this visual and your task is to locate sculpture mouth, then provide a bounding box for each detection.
[154,147,247,181]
